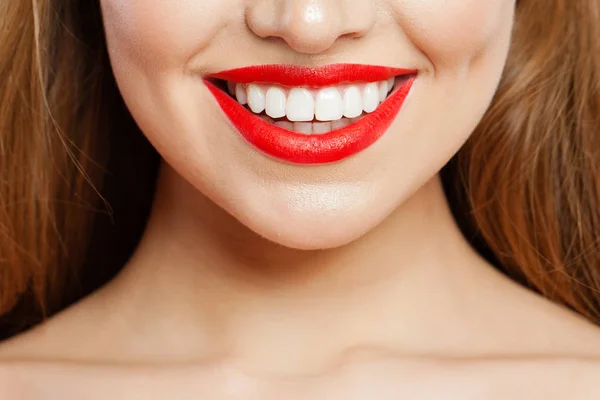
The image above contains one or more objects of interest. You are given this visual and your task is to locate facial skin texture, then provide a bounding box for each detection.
[100,0,515,250]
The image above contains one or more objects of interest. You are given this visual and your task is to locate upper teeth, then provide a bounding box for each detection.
[228,78,395,122]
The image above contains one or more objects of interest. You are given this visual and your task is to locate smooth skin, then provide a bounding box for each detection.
[1,0,600,397]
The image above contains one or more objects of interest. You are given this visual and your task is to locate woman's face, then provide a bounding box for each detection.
[100,0,516,249]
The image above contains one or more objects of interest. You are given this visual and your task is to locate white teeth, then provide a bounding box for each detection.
[280,120,351,134]
[343,86,363,118]
[275,121,294,130]
[293,122,313,134]
[387,77,395,92]
[313,122,332,134]
[231,77,398,122]
[235,84,247,105]
[315,88,343,122]
[378,81,389,102]
[265,87,287,118]
[362,83,379,113]
[332,118,351,130]
[247,84,265,113]
[287,88,315,122]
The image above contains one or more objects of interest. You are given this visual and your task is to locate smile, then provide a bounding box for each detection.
[205,64,417,164]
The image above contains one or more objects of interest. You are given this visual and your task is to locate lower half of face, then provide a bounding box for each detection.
[100,0,516,249]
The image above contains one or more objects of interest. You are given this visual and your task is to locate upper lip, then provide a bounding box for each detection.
[206,64,417,88]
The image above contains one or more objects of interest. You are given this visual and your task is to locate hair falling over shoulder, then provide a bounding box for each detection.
[447,0,600,321]
[0,0,599,337]
[0,1,158,338]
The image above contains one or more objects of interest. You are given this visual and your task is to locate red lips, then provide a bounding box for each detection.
[206,64,416,164]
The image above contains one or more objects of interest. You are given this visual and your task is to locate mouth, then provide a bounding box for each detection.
[205,64,417,164]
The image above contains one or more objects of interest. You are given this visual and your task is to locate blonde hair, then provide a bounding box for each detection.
[0,0,599,337]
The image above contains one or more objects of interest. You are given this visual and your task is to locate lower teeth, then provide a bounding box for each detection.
[256,114,363,134]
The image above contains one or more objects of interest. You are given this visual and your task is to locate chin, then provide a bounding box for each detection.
[226,190,389,251]
[247,216,377,251]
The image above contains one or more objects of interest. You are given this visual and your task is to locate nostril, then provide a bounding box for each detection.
[341,31,363,41]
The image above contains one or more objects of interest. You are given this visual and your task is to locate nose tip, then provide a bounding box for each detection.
[246,0,375,54]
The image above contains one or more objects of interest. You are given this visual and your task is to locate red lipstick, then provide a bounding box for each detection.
[206,64,416,164]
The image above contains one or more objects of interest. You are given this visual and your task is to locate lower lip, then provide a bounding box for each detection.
[205,77,415,164]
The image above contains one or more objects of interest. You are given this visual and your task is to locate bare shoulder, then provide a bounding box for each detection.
[436,357,600,399]
[1,356,600,399]
[0,322,61,361]
[0,361,165,400]
[318,357,600,400]
[0,361,60,400]
[562,359,600,399]
[327,355,600,399]
[0,360,242,400]
[0,362,23,398]
[0,290,117,361]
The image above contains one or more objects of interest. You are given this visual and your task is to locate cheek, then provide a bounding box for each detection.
[395,0,515,68]
[99,0,232,70]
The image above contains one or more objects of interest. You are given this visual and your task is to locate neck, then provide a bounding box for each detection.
[110,162,497,371]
